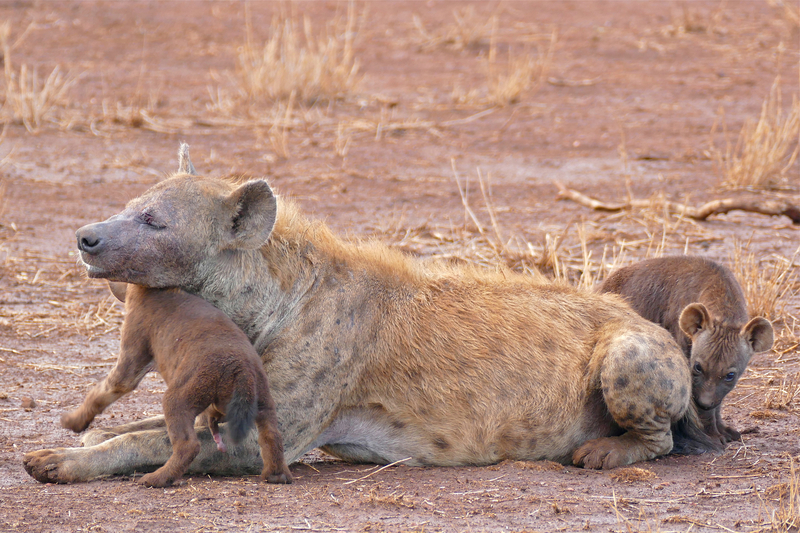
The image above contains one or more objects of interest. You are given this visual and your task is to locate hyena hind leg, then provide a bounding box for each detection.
[574,333,690,469]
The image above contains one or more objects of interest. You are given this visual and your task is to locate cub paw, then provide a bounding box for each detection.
[137,471,175,488]
[23,448,85,484]
[262,465,293,484]
[717,423,741,443]
[61,411,91,433]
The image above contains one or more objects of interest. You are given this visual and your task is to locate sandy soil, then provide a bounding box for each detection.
[0,1,798,531]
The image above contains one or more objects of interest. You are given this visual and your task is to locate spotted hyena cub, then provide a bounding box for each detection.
[61,282,292,487]
[599,256,774,444]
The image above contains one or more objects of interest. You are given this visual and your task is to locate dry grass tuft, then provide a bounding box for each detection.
[362,486,416,509]
[510,460,564,471]
[729,242,798,321]
[0,22,80,132]
[768,0,800,28]
[760,456,800,532]
[610,467,657,484]
[413,6,496,51]
[764,373,800,411]
[453,28,557,107]
[235,2,363,105]
[717,77,800,190]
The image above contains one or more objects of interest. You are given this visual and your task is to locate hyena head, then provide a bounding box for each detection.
[679,303,773,411]
[75,147,277,288]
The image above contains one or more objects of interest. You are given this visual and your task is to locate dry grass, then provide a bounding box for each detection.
[764,372,800,411]
[759,457,800,532]
[768,0,800,28]
[453,28,557,107]
[0,22,80,132]
[609,467,657,484]
[730,242,798,321]
[717,77,800,190]
[413,6,496,51]
[235,2,363,105]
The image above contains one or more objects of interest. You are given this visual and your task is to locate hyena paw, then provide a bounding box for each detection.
[262,465,293,484]
[60,412,91,433]
[81,429,120,447]
[573,438,629,470]
[717,424,741,444]
[23,448,87,484]
[137,471,175,488]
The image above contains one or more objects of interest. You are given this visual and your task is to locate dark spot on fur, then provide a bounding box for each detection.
[391,420,406,429]
[305,397,314,409]
[659,378,674,391]
[615,376,629,389]
[335,319,341,325]
[313,369,327,385]
[625,347,639,361]
[665,358,676,370]
[679,385,688,399]
[301,318,322,337]
[433,437,450,450]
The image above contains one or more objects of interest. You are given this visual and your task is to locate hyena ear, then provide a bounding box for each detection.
[177,142,197,175]
[225,179,278,250]
[679,303,710,338]
[107,281,128,303]
[742,317,773,353]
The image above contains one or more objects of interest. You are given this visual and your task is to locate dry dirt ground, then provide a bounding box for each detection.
[0,1,798,532]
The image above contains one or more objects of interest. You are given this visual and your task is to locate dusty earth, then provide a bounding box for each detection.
[0,1,798,531]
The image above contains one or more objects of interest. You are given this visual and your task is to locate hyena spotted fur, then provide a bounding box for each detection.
[23,146,718,483]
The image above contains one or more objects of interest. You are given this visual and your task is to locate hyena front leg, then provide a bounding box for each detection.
[81,416,167,447]
[24,425,265,484]
[574,332,690,469]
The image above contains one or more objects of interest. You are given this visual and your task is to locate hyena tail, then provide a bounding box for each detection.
[225,385,257,445]
[670,404,723,455]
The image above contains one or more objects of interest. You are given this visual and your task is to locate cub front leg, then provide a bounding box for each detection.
[62,349,153,433]
[713,406,741,443]
[574,331,691,469]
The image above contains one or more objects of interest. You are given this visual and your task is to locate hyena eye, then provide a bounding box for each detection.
[693,362,703,374]
[724,372,736,382]
[139,212,161,227]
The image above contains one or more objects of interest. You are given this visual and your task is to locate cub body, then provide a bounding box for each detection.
[60,282,292,487]
[600,256,773,443]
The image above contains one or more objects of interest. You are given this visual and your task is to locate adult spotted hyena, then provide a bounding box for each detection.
[23,147,717,483]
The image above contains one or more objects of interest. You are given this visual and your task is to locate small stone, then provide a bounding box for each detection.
[21,397,36,409]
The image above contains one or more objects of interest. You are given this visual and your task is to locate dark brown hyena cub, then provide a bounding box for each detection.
[599,256,773,445]
[61,282,292,487]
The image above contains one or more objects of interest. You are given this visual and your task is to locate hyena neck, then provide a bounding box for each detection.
[192,245,319,348]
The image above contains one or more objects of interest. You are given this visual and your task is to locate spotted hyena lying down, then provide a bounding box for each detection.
[23,146,718,483]
[599,256,774,444]
[60,282,292,487]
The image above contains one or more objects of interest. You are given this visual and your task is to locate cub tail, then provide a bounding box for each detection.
[225,386,258,445]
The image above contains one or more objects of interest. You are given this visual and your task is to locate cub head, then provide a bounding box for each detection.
[679,302,773,411]
[75,148,277,289]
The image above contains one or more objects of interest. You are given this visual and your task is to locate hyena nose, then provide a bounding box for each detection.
[76,225,104,254]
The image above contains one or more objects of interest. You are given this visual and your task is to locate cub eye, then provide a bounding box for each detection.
[693,362,703,374]
[724,372,736,382]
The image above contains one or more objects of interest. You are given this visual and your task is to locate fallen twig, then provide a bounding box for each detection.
[554,182,800,224]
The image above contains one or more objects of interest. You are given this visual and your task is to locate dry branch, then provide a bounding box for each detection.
[554,182,800,224]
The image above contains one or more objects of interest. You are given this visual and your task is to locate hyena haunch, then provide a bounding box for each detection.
[23,146,718,483]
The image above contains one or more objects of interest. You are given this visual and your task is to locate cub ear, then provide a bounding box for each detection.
[225,179,278,250]
[107,281,128,303]
[679,303,710,338]
[742,317,774,353]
